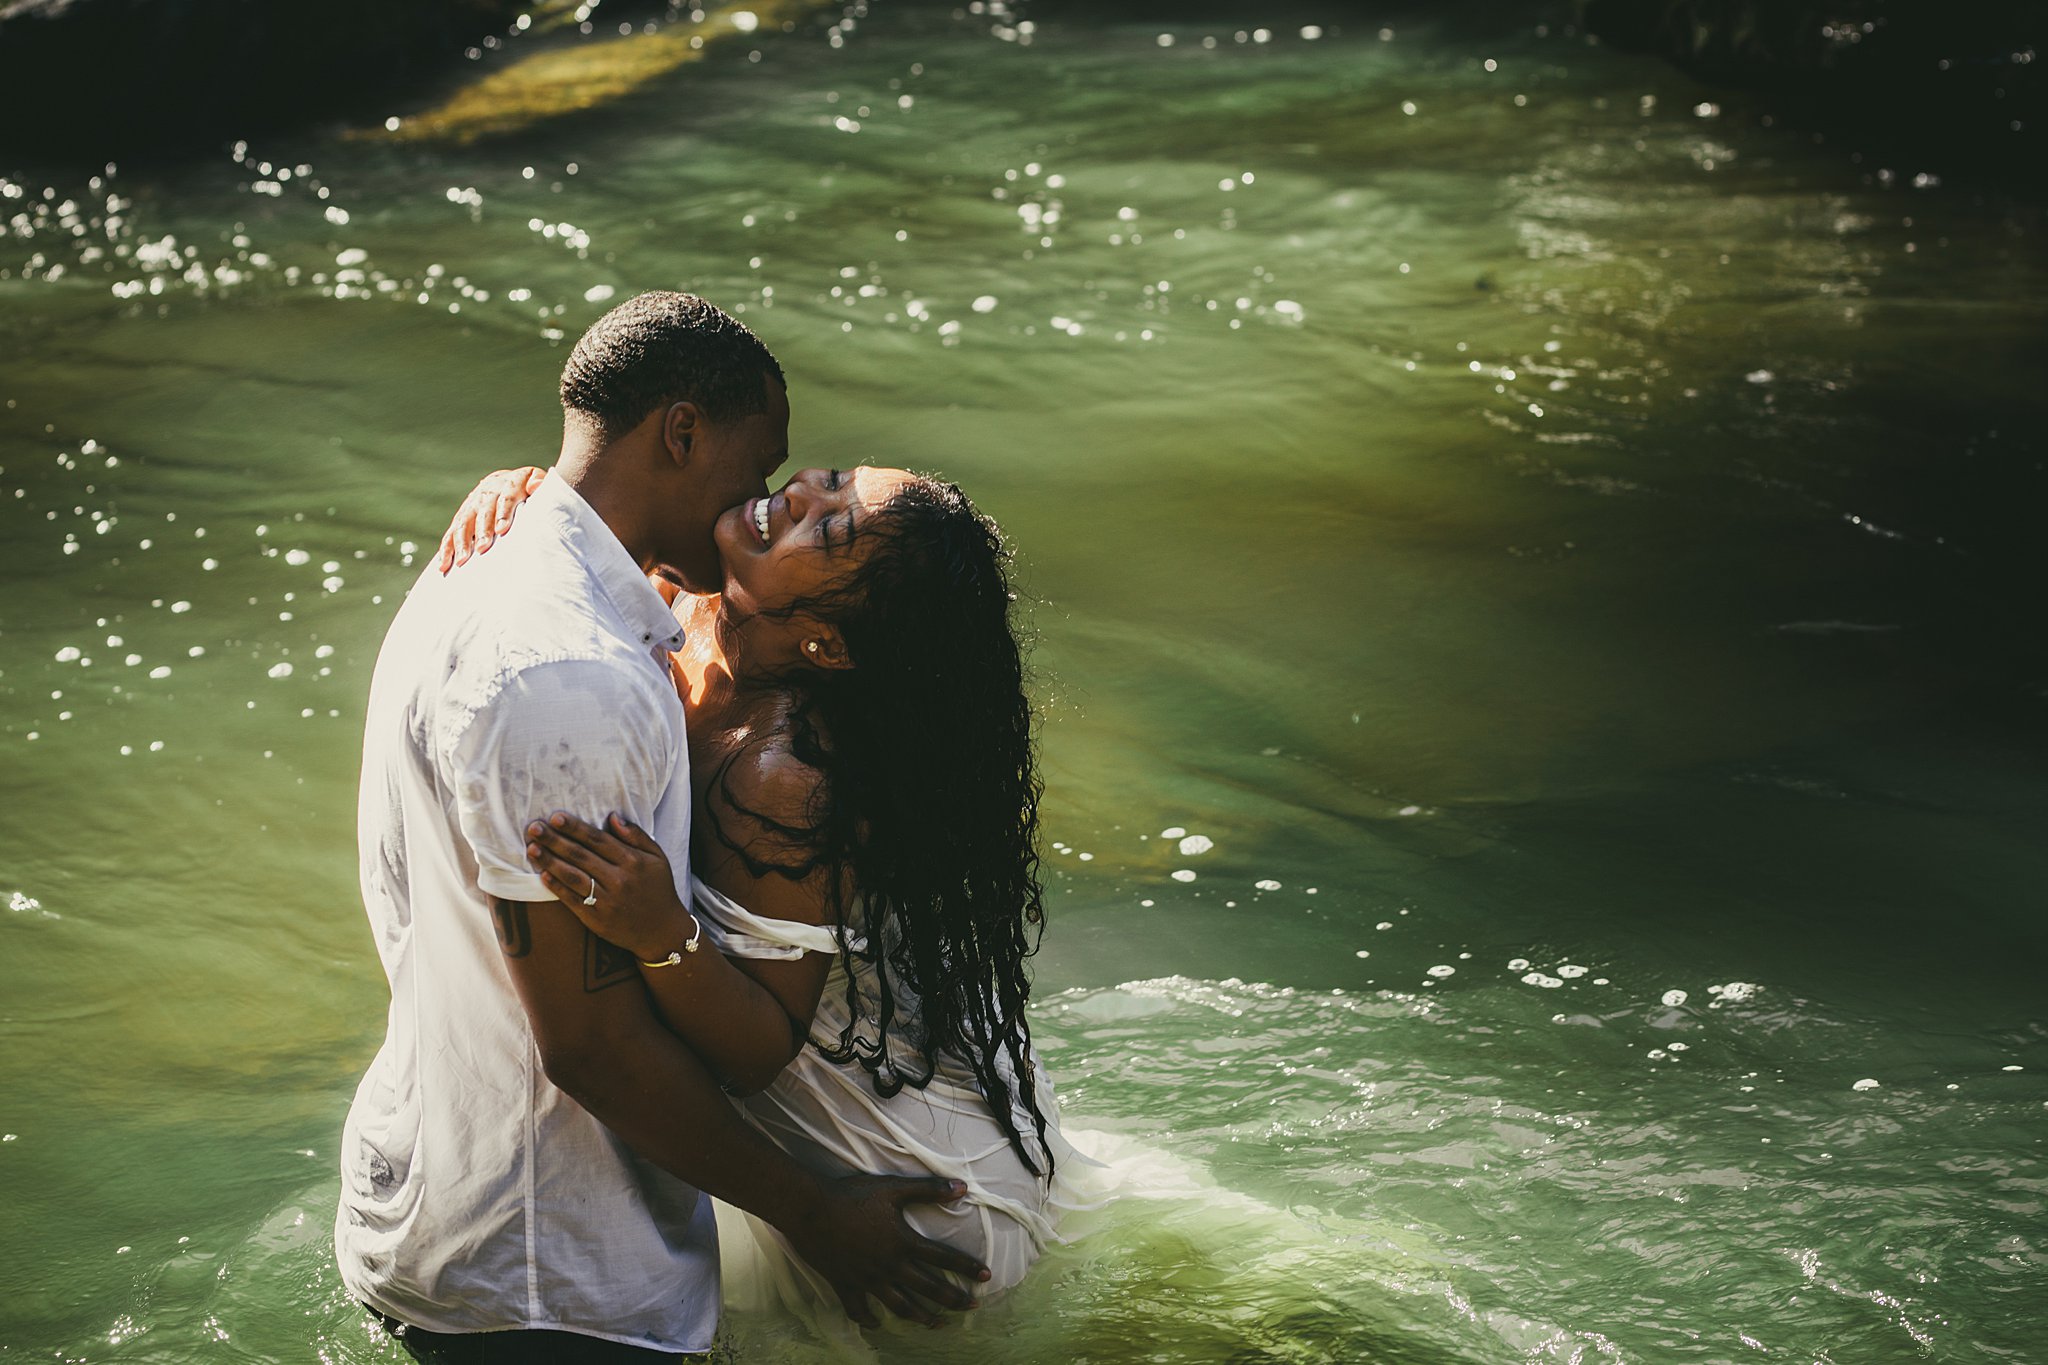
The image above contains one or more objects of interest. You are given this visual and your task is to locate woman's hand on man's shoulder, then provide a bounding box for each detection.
[437,465,547,573]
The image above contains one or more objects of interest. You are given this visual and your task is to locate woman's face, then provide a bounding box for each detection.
[711,466,917,667]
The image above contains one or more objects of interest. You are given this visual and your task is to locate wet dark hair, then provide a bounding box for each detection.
[707,477,1054,1176]
[559,290,785,441]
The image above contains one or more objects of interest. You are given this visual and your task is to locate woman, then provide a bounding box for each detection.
[438,464,1092,1339]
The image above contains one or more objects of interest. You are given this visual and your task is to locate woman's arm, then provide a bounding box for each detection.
[523,804,833,1096]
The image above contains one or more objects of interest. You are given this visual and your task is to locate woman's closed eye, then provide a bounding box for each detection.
[823,472,847,551]
[826,509,858,554]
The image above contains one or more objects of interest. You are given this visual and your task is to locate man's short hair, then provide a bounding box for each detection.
[559,291,785,441]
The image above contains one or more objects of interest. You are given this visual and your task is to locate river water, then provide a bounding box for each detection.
[3,3,2044,1361]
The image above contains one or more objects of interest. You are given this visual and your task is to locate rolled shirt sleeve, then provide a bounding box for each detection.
[445,658,681,903]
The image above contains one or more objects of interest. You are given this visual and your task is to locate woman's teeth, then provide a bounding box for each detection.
[754,497,770,544]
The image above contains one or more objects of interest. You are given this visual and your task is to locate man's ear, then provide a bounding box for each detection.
[801,626,855,671]
[660,401,704,466]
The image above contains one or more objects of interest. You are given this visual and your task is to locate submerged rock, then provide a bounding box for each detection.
[0,0,831,158]
[372,0,818,145]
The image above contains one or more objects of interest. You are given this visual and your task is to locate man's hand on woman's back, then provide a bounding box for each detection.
[785,1174,990,1327]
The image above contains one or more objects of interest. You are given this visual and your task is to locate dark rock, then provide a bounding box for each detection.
[0,0,532,160]
[1574,0,2044,188]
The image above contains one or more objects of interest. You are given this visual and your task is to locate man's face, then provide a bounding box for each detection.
[661,376,790,593]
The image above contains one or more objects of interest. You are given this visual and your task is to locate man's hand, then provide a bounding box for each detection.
[783,1174,991,1328]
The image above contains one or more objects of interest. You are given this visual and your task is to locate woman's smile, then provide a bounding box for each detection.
[721,468,918,601]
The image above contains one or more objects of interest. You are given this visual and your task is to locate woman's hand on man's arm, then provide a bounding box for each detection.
[524,809,831,1095]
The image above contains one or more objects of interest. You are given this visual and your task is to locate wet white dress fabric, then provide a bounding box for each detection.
[687,878,1103,1343]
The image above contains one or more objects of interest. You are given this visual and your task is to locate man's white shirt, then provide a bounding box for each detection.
[336,474,716,1352]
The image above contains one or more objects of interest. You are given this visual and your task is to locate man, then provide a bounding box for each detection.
[337,292,983,1361]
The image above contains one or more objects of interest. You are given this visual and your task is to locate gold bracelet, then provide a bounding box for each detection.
[639,911,703,968]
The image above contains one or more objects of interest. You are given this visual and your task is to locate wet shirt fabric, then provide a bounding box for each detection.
[335,474,713,1353]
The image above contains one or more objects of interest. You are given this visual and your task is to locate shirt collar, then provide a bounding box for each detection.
[532,473,688,654]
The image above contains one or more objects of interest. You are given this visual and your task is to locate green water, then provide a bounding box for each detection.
[4,4,2045,1361]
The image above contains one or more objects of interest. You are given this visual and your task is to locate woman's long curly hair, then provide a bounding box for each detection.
[712,475,1053,1176]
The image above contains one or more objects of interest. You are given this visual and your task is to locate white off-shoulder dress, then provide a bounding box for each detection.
[689,879,1102,1343]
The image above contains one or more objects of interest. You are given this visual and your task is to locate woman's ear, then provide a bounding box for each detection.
[801,629,855,671]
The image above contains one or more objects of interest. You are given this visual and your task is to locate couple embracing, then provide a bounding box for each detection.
[336,291,1089,1360]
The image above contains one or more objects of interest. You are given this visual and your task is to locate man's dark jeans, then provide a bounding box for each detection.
[366,1308,713,1363]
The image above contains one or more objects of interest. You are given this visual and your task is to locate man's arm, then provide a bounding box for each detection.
[493,894,984,1325]
[447,658,984,1325]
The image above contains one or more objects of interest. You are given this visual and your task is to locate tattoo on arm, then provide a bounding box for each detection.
[583,932,639,994]
[493,897,632,993]
[493,899,533,958]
